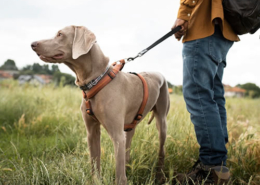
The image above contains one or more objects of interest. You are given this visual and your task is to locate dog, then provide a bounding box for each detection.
[31,26,170,185]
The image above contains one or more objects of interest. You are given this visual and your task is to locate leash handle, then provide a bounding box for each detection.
[127,26,182,61]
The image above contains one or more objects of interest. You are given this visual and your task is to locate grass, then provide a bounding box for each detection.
[0,79,260,185]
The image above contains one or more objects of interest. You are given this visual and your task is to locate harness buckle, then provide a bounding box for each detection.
[108,71,116,79]
[86,108,94,115]
[80,85,88,91]
[135,114,142,121]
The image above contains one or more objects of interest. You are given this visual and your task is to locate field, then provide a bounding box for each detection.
[0,80,260,185]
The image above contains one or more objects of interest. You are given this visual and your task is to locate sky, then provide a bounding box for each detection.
[0,0,260,86]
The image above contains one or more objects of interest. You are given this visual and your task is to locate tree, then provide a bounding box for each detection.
[167,81,174,88]
[20,63,60,75]
[22,65,32,71]
[43,64,51,74]
[53,72,76,86]
[0,59,18,70]
[51,65,60,73]
[32,63,43,73]
[238,83,260,98]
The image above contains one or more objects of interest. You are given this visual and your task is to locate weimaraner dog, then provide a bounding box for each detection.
[31,26,170,185]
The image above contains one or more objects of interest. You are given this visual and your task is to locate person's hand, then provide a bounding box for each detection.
[172,19,188,41]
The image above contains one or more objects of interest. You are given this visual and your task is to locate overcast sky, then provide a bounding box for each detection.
[1,0,260,86]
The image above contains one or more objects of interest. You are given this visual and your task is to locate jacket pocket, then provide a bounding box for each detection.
[181,0,198,7]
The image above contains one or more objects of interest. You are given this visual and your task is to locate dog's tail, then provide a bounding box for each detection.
[147,111,155,125]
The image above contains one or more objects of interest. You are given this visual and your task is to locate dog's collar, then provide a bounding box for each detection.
[79,66,110,91]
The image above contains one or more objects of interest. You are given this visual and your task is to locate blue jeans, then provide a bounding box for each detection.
[182,26,234,166]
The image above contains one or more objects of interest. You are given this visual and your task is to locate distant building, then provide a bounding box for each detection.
[0,70,13,81]
[18,75,32,85]
[2,70,19,76]
[18,74,52,86]
[224,85,246,98]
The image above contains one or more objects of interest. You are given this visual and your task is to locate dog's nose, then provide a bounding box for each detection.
[31,41,38,50]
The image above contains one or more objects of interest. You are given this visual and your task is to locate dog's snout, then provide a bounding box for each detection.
[31,41,38,50]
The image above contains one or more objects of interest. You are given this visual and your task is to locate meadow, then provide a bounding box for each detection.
[0,80,260,185]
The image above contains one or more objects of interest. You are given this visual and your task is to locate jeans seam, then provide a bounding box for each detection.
[193,40,213,155]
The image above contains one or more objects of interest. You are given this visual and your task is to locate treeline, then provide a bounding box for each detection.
[167,81,183,95]
[168,80,260,99]
[0,59,75,86]
[2,59,260,96]
[237,83,260,99]
[20,63,60,75]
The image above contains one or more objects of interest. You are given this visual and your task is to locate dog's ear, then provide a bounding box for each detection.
[72,26,96,60]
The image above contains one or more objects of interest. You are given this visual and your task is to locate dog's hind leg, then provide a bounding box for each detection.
[154,110,167,181]
[153,79,170,182]
[125,128,136,164]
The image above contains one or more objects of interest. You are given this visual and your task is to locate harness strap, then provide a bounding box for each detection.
[85,100,98,121]
[86,59,125,99]
[124,73,149,132]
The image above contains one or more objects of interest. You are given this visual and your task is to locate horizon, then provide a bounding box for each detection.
[1,59,259,88]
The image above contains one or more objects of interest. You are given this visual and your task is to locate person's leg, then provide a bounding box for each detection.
[213,62,228,144]
[182,26,233,166]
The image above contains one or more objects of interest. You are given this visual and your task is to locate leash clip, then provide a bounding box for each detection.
[137,49,148,57]
[127,49,148,62]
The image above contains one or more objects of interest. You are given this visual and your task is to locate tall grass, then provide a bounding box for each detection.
[0,80,259,185]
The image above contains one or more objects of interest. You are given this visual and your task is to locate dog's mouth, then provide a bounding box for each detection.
[37,53,64,61]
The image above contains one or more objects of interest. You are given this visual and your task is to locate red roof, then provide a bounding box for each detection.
[0,70,13,79]
[225,86,246,93]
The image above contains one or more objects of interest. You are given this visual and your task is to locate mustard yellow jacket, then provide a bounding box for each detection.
[177,0,240,42]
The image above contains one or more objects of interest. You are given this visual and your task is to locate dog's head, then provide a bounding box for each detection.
[31,26,96,63]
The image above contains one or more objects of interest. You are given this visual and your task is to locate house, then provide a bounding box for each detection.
[18,74,52,86]
[0,70,13,81]
[2,70,19,76]
[18,75,33,85]
[35,75,52,84]
[224,85,246,98]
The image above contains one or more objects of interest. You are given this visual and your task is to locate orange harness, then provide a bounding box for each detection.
[82,59,149,132]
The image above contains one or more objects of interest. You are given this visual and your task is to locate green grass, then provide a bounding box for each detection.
[0,80,260,185]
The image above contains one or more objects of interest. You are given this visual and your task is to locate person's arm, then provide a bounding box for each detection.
[172,0,198,41]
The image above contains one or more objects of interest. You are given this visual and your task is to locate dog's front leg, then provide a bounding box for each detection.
[104,121,127,185]
[86,119,101,174]
[113,132,127,185]
[81,105,101,175]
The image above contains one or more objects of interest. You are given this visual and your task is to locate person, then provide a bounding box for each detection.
[172,0,239,184]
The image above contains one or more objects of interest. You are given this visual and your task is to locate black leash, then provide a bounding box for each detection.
[127,26,182,62]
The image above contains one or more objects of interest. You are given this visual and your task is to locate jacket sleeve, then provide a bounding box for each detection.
[177,0,198,21]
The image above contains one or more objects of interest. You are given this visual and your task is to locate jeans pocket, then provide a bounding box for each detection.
[209,36,234,65]
[209,38,223,64]
[183,39,197,58]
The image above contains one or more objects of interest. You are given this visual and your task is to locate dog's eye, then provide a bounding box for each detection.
[57,33,62,37]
